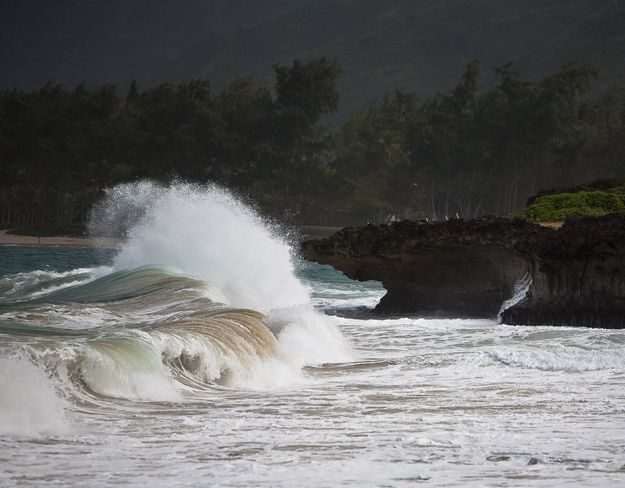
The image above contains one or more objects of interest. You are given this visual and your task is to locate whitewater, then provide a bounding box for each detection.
[1,182,624,487]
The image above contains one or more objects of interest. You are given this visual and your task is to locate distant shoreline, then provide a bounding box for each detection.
[0,230,120,248]
[0,222,562,248]
[0,226,343,248]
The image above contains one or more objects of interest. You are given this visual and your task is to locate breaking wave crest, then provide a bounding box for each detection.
[0,265,296,409]
[0,182,352,434]
[90,181,310,312]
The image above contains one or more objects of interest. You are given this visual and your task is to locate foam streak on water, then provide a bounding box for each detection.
[1,183,624,487]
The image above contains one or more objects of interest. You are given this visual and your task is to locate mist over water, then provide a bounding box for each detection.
[90,181,310,311]
[1,181,624,487]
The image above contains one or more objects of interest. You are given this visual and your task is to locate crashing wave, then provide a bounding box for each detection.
[0,182,353,426]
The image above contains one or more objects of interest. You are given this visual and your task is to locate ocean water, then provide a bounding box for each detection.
[1,183,624,487]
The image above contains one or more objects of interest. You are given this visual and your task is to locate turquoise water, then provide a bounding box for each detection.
[0,245,115,276]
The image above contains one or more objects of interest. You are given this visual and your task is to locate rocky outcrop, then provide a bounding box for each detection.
[501,214,625,327]
[302,215,625,328]
[302,217,547,317]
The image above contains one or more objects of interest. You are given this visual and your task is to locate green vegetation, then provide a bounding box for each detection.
[1,57,624,233]
[332,62,625,222]
[0,59,342,232]
[526,179,625,205]
[517,190,625,222]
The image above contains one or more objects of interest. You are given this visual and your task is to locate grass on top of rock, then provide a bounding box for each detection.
[515,190,625,222]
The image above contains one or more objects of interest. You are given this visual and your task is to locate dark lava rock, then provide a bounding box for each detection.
[302,217,545,318]
[302,215,625,328]
[501,214,625,328]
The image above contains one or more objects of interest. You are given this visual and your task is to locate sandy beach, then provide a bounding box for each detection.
[0,230,120,248]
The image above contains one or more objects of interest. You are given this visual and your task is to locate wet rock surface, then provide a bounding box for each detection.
[501,214,625,328]
[302,215,625,327]
[302,217,543,318]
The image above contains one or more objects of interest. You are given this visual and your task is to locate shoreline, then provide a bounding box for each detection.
[0,230,120,248]
[1,225,345,248]
[0,222,562,248]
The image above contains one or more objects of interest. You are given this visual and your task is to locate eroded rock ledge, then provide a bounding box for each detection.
[502,214,625,327]
[301,215,625,328]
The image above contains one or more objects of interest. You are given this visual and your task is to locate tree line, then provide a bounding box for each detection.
[334,61,625,222]
[1,57,624,233]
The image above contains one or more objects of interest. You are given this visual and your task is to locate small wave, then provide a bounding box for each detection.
[333,316,496,328]
[37,265,222,304]
[0,267,97,303]
[300,262,386,311]
[487,346,625,372]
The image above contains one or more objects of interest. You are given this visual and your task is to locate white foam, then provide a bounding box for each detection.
[497,272,532,322]
[267,306,354,368]
[486,346,625,372]
[0,357,70,436]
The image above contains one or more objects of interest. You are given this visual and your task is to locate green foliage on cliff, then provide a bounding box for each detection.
[516,190,625,221]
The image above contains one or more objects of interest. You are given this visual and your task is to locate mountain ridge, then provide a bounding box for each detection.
[2,0,624,116]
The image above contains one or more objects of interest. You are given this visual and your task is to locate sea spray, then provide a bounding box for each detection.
[88,181,353,387]
[267,306,354,368]
[497,272,531,323]
[0,181,354,415]
[89,181,310,312]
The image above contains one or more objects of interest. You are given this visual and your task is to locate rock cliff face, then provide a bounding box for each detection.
[302,215,625,327]
[302,217,546,317]
[501,215,625,327]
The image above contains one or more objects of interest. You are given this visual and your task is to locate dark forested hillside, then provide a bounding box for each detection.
[2,2,625,232]
[2,0,624,115]
[0,59,344,233]
[523,0,625,85]
[161,0,625,116]
[2,58,624,232]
